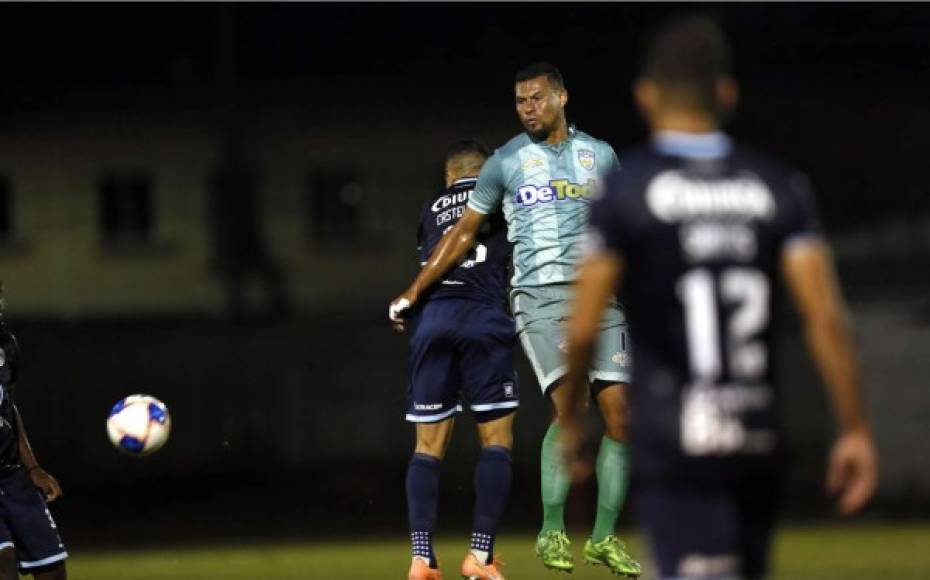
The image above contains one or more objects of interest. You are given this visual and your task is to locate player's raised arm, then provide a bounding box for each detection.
[389,208,489,332]
[781,239,878,515]
[390,146,504,331]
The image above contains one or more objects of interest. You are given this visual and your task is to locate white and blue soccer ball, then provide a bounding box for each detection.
[106,394,171,456]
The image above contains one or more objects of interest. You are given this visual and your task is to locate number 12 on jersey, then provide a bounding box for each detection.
[678,267,770,384]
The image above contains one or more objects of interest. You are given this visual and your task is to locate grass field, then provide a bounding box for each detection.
[68,523,929,579]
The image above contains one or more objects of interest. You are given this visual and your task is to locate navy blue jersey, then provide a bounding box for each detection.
[587,132,821,480]
[0,327,21,470]
[417,177,511,306]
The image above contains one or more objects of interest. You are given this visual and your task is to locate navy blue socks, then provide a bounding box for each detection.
[407,447,513,568]
[406,453,441,568]
[470,445,512,564]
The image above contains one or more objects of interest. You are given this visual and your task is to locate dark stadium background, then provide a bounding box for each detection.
[0,3,927,549]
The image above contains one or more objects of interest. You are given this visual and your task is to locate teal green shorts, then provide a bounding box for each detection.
[510,284,632,393]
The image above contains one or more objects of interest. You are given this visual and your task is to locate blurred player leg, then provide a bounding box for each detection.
[30,562,66,580]
[736,470,783,580]
[407,419,454,579]
[0,545,15,580]
[636,481,741,579]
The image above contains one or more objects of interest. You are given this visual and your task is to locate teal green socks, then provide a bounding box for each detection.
[540,426,631,540]
[591,436,630,542]
[540,423,572,533]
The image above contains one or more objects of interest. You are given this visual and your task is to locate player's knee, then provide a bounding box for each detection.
[601,404,631,441]
[595,383,631,440]
[414,419,454,459]
[414,430,450,459]
[479,429,512,450]
[604,405,630,440]
[414,440,447,460]
[476,411,514,449]
[604,420,629,442]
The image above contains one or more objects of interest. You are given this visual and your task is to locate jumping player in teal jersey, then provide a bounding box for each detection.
[391,63,640,577]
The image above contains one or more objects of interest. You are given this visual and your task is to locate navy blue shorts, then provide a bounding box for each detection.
[635,474,781,579]
[406,298,519,423]
[0,469,68,572]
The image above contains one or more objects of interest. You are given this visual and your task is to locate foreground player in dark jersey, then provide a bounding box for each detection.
[394,141,516,580]
[562,17,878,580]
[0,286,67,580]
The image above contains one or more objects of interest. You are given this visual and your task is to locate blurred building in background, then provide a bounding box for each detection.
[0,101,517,318]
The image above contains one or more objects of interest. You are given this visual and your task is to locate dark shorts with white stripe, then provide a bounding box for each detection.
[406,298,519,424]
[0,468,67,572]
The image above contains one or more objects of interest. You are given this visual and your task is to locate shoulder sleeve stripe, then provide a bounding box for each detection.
[466,200,491,214]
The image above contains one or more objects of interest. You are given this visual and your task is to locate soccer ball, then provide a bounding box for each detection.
[106,394,171,456]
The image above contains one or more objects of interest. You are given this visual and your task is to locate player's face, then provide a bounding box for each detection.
[515,76,567,139]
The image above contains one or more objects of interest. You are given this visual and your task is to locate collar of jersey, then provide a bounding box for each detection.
[653,131,732,159]
[453,177,477,186]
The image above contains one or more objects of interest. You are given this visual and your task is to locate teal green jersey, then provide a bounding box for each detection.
[467,126,620,288]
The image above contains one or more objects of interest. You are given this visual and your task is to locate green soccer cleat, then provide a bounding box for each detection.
[535,530,574,573]
[583,535,641,578]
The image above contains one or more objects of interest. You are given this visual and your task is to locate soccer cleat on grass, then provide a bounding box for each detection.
[409,557,443,580]
[583,535,641,577]
[460,552,506,580]
[535,530,574,572]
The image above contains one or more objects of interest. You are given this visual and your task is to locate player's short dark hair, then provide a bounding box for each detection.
[641,15,731,112]
[445,140,490,165]
[515,62,564,90]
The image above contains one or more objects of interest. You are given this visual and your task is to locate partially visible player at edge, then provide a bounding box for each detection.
[397,141,518,580]
[391,64,640,577]
[561,16,878,580]
[0,283,68,580]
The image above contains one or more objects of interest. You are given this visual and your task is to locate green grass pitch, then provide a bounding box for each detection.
[68,524,929,579]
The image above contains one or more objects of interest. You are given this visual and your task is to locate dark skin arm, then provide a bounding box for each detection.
[781,240,878,515]
[14,405,62,502]
[560,252,623,471]
[389,207,489,331]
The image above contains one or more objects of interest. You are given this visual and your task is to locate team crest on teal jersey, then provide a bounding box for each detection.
[578,149,595,171]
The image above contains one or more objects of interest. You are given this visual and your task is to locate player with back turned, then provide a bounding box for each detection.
[396,141,517,580]
[391,63,641,577]
[562,16,879,580]
[0,284,68,580]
